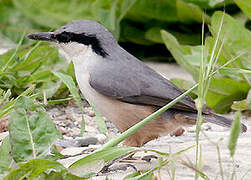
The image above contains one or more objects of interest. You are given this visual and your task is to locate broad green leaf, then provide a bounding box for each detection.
[4,159,64,180]
[235,0,251,19]
[176,0,210,24]
[170,78,197,98]
[206,78,249,113]
[8,98,61,162]
[69,146,136,170]
[161,30,200,80]
[0,137,12,174]
[128,0,178,22]
[182,0,234,8]
[120,22,154,45]
[91,0,118,35]
[228,111,241,157]
[211,12,251,44]
[15,96,37,110]
[145,27,201,45]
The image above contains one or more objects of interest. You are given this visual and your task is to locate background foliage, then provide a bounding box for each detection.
[0,0,251,179]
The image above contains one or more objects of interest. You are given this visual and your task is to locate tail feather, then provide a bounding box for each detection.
[168,109,247,133]
[202,112,247,133]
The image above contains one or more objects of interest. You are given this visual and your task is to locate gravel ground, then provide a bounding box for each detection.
[0,62,250,179]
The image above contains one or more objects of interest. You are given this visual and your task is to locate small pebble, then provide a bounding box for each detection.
[75,136,99,147]
[95,134,107,144]
[61,147,90,156]
[88,112,96,117]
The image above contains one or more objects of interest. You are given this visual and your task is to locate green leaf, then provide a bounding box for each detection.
[235,0,251,19]
[15,96,37,110]
[0,86,34,119]
[90,105,108,135]
[52,71,85,134]
[145,27,201,45]
[41,169,89,180]
[8,98,61,162]
[4,159,64,180]
[52,72,82,110]
[123,170,154,180]
[69,146,137,170]
[206,78,250,113]
[0,137,12,174]
[128,0,178,22]
[161,30,200,80]
[182,0,234,8]
[231,100,250,111]
[176,0,210,24]
[170,78,197,98]
[120,22,154,45]
[228,111,241,157]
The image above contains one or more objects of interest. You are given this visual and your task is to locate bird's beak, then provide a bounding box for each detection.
[27,32,56,42]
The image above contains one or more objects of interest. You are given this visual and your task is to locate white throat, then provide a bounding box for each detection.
[58,42,103,105]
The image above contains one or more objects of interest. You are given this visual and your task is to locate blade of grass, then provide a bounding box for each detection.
[52,71,85,136]
[90,104,108,136]
[228,111,241,158]
[195,14,206,180]
[195,12,226,180]
[0,86,35,118]
[2,32,25,72]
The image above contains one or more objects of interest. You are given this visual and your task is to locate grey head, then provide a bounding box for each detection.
[27,20,117,57]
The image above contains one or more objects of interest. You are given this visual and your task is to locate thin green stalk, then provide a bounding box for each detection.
[195,14,206,180]
[216,143,224,180]
[99,84,198,151]
[2,32,25,71]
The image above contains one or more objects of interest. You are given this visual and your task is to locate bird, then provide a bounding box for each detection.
[27,20,247,147]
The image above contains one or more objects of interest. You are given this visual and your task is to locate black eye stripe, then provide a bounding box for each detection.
[55,31,108,57]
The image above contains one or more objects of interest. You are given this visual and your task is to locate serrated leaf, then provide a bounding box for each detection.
[228,111,241,157]
[69,146,136,170]
[8,98,61,162]
[15,96,37,110]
